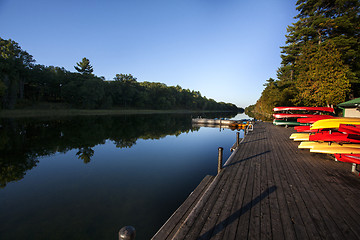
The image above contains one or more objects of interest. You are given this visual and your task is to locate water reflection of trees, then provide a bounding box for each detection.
[0,112,237,187]
[76,147,94,164]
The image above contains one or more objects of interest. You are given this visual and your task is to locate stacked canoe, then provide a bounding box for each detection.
[273,106,335,127]
[273,106,360,166]
[289,115,360,166]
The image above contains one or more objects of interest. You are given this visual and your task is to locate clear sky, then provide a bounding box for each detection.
[0,0,298,108]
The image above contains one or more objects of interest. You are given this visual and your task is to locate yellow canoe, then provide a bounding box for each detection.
[298,141,320,149]
[290,133,310,141]
[299,141,360,149]
[310,146,360,154]
[310,118,360,130]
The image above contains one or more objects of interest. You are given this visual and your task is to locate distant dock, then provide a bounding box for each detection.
[192,118,235,125]
[191,118,253,130]
[153,122,360,239]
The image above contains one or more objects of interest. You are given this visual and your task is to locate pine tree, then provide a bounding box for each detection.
[74,57,93,75]
[280,0,360,96]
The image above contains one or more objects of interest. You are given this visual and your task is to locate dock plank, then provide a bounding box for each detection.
[281,133,360,236]
[200,147,248,240]
[272,130,320,239]
[220,141,255,240]
[152,175,214,239]
[153,122,360,240]
[282,136,349,239]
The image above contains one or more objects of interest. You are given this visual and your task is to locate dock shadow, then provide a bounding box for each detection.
[241,137,267,144]
[224,150,271,168]
[252,130,266,134]
[198,185,277,240]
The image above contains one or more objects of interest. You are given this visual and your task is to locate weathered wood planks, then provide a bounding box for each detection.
[153,122,360,240]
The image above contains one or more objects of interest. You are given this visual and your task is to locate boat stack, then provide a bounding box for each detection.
[273,106,360,175]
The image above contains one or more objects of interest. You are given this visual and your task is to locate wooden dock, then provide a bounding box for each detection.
[152,122,360,240]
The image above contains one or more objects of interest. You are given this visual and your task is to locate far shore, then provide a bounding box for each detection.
[0,108,239,118]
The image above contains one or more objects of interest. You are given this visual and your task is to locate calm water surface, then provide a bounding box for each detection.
[0,113,248,239]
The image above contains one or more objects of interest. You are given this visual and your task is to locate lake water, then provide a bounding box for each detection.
[0,112,248,239]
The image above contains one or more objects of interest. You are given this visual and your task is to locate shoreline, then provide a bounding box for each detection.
[0,109,238,118]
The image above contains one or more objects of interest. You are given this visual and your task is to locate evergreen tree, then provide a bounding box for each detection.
[74,57,94,75]
[280,0,360,96]
[294,41,351,107]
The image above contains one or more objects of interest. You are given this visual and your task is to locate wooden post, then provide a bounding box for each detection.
[351,163,359,176]
[218,147,223,174]
[236,132,240,147]
[119,226,136,240]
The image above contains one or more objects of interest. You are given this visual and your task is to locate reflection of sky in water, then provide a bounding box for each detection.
[231,113,250,120]
[0,125,244,239]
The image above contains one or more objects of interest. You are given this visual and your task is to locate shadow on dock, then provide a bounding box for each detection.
[198,186,277,239]
[239,137,267,144]
[224,150,271,168]
[153,122,360,240]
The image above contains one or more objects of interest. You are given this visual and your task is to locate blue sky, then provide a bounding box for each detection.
[0,0,298,108]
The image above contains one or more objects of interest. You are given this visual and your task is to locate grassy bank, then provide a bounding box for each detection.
[0,108,234,118]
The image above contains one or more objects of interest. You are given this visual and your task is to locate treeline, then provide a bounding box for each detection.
[0,38,240,111]
[246,0,360,121]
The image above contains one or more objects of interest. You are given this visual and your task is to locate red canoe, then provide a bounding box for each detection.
[273,106,335,113]
[294,125,317,133]
[297,115,334,123]
[309,131,360,143]
[338,124,360,135]
[273,113,333,119]
[334,154,360,165]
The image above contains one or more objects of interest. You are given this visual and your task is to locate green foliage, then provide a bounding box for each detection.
[0,37,35,109]
[26,65,67,102]
[245,78,297,121]
[114,73,137,82]
[281,0,360,94]
[0,37,239,111]
[244,104,255,117]
[248,0,360,120]
[0,80,6,103]
[294,41,351,106]
[74,57,94,75]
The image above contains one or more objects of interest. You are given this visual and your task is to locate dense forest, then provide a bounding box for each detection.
[0,39,240,112]
[246,0,360,120]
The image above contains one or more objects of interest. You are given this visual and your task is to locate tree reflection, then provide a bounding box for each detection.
[0,155,38,188]
[114,139,137,149]
[76,147,94,164]
[0,112,237,187]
